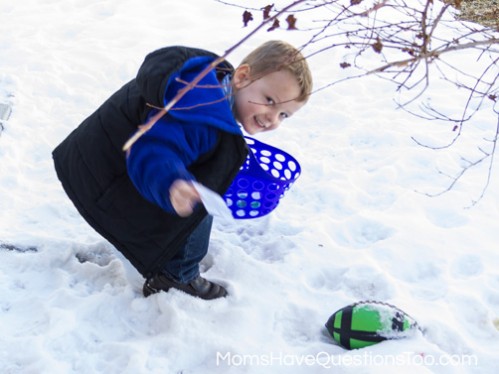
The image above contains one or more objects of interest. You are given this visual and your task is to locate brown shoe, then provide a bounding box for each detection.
[143,273,228,300]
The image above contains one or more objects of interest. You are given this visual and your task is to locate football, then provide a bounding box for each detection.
[325,301,418,350]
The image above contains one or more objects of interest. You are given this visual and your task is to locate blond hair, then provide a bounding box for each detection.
[239,40,312,103]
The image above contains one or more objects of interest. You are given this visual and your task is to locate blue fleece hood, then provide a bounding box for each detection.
[162,56,242,136]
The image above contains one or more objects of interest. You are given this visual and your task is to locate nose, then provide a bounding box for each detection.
[266,109,281,128]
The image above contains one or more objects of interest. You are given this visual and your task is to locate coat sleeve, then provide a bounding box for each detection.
[126,119,218,214]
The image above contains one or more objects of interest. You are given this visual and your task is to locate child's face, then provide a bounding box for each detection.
[232,65,305,135]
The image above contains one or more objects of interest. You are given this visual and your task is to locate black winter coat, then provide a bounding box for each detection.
[53,46,248,278]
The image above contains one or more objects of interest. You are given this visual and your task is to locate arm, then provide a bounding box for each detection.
[126,119,218,215]
[127,50,238,216]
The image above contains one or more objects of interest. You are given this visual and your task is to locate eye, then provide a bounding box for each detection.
[266,97,275,105]
[279,112,289,120]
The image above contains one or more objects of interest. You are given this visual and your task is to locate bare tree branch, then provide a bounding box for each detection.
[209,0,499,203]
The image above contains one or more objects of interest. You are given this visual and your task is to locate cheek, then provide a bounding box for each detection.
[234,101,245,122]
[236,98,252,118]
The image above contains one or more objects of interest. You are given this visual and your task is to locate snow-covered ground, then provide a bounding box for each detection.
[0,1,498,373]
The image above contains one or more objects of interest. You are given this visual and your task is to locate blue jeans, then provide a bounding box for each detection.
[163,215,213,283]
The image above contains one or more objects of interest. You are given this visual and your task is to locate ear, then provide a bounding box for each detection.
[232,64,251,89]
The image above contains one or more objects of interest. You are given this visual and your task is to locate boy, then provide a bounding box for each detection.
[53,40,312,300]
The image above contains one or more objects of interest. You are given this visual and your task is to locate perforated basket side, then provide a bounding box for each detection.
[224,137,301,219]
[245,137,301,184]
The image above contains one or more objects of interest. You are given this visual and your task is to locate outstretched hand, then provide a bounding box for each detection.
[169,179,201,217]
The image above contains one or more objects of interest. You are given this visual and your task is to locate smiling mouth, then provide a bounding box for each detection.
[255,117,267,129]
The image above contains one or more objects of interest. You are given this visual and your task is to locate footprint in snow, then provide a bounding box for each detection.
[307,266,395,300]
[342,266,395,300]
[305,267,348,291]
[425,205,469,228]
[332,217,395,249]
[450,254,483,278]
[74,242,115,267]
[275,303,325,345]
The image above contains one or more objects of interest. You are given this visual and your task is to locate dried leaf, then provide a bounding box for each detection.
[262,4,274,20]
[443,0,461,8]
[402,47,416,57]
[372,38,383,53]
[350,0,363,5]
[286,14,298,30]
[267,18,280,32]
[340,62,351,69]
[242,10,253,27]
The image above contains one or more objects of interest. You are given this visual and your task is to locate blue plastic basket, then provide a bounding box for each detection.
[224,136,301,219]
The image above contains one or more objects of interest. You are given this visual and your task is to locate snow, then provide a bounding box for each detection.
[0,0,498,373]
